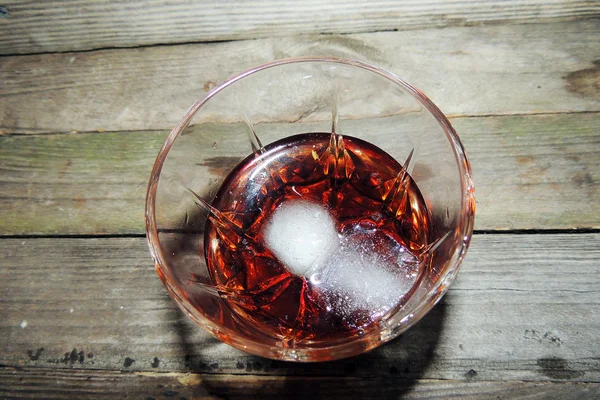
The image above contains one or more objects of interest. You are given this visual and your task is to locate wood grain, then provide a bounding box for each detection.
[1,20,599,134]
[1,367,599,400]
[0,1,598,55]
[1,112,598,235]
[1,234,598,381]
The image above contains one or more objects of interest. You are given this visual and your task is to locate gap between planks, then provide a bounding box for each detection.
[1,228,600,240]
[1,109,597,138]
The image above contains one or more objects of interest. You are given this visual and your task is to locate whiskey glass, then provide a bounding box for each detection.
[146,57,475,361]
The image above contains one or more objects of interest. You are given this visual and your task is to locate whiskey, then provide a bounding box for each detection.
[204,132,431,343]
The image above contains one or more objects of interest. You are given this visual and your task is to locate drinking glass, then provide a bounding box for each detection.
[146,57,475,361]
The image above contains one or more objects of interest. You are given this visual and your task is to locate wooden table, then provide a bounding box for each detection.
[1,2,599,398]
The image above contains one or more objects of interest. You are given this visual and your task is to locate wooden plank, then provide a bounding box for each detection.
[1,368,599,400]
[0,112,598,235]
[1,20,599,134]
[0,1,598,55]
[1,234,598,381]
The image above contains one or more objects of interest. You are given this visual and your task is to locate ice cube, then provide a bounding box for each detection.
[263,200,339,277]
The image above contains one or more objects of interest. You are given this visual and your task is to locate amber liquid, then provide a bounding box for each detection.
[204,132,431,343]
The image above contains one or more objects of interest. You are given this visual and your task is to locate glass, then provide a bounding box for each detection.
[145,57,475,361]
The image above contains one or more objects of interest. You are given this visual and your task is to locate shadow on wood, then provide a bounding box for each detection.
[169,295,447,398]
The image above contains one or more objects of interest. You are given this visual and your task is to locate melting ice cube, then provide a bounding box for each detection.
[309,227,420,325]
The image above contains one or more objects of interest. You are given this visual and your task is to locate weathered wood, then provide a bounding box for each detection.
[1,20,599,134]
[0,112,598,235]
[1,367,599,400]
[0,1,598,55]
[1,234,598,381]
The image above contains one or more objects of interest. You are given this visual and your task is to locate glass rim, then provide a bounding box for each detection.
[145,56,475,360]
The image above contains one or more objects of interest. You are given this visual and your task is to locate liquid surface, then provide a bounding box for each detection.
[204,132,431,343]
